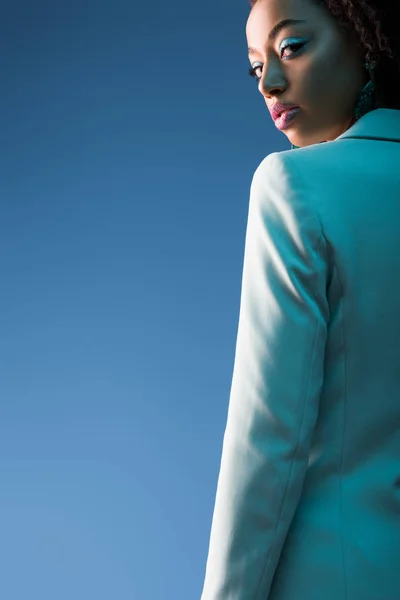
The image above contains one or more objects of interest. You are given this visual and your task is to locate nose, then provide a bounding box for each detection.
[258,62,287,98]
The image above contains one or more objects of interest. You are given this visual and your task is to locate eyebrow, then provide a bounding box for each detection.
[248,18,307,56]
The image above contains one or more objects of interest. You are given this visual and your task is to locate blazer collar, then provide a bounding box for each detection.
[335,108,400,143]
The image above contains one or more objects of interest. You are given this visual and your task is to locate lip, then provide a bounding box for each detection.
[270,103,299,121]
[274,107,301,131]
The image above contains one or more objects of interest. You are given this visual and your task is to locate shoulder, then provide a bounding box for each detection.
[249,151,324,252]
[252,149,316,191]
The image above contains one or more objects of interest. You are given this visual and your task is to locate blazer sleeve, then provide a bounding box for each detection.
[200,151,330,600]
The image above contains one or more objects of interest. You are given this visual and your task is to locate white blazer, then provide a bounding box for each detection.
[200,108,400,600]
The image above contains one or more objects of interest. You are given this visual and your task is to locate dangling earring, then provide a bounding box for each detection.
[291,59,378,150]
[353,59,377,121]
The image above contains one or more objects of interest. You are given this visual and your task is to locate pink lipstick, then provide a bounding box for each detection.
[274,107,301,131]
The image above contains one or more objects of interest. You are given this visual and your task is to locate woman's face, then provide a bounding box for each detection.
[246,0,368,147]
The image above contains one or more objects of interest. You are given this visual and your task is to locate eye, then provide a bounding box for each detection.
[248,41,306,82]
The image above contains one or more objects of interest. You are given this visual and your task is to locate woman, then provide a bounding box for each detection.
[201,0,400,599]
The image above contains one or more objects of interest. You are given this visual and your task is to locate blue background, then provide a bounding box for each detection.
[0,1,289,598]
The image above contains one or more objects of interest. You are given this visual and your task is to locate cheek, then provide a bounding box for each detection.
[297,45,347,103]
[294,56,330,99]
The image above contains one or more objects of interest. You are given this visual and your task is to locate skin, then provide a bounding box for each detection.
[246,0,369,147]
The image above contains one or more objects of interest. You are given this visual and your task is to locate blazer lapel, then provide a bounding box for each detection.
[335,108,400,143]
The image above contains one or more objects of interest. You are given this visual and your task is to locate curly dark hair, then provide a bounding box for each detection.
[248,0,400,110]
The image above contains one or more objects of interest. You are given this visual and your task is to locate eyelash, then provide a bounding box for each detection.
[248,41,305,81]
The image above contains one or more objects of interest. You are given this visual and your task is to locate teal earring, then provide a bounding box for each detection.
[353,59,377,120]
[291,59,377,150]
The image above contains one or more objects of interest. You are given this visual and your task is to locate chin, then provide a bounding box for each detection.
[287,135,304,148]
[288,131,326,148]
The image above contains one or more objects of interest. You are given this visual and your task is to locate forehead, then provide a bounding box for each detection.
[246,0,318,39]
